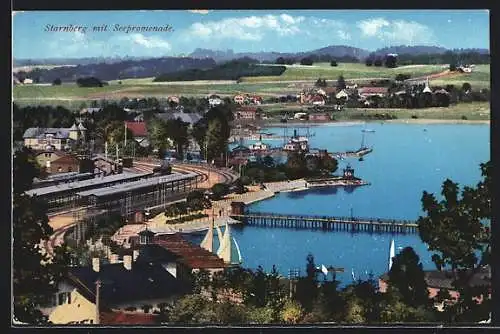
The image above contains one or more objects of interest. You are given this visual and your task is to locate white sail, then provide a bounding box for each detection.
[215,224,224,248]
[232,237,243,264]
[200,219,214,253]
[389,239,396,271]
[217,222,232,263]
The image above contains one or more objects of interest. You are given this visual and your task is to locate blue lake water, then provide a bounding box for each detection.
[195,122,490,285]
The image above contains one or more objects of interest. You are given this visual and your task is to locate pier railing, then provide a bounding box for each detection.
[231,211,419,234]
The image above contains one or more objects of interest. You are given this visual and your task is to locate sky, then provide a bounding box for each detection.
[12,10,490,59]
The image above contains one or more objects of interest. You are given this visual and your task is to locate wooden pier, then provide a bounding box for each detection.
[230,212,419,234]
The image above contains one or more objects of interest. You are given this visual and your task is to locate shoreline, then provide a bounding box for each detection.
[263,118,489,127]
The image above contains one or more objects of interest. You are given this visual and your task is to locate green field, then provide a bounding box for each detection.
[241,63,448,82]
[430,65,490,89]
[333,101,490,121]
[13,63,490,111]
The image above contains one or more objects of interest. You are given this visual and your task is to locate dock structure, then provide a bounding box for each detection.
[230,212,419,234]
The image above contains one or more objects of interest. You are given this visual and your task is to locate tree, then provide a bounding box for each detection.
[330,60,338,67]
[417,161,491,322]
[450,63,457,71]
[280,300,304,324]
[462,82,472,93]
[337,75,346,90]
[52,78,62,86]
[300,57,313,66]
[168,294,216,324]
[388,247,429,308]
[211,183,230,200]
[13,148,68,324]
[365,58,374,66]
[374,58,383,67]
[148,118,172,154]
[315,78,327,87]
[166,118,189,158]
[385,54,398,68]
[395,74,411,82]
[276,57,286,65]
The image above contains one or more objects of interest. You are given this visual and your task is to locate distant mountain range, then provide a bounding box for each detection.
[14,45,489,67]
[188,45,489,63]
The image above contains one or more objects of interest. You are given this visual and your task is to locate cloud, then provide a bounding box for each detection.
[185,14,345,42]
[46,31,171,57]
[357,18,390,37]
[357,18,435,44]
[124,34,171,49]
[188,10,210,15]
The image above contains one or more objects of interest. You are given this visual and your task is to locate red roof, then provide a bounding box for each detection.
[52,154,79,165]
[100,311,158,325]
[154,234,227,269]
[125,121,148,137]
[358,87,388,94]
[236,106,257,112]
[310,95,325,102]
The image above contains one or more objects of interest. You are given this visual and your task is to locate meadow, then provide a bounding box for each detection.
[13,63,490,116]
[241,63,448,82]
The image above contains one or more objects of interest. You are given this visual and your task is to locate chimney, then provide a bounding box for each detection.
[133,250,140,262]
[92,257,100,272]
[123,255,132,270]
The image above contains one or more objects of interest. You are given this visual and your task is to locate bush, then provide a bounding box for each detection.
[300,57,313,66]
[52,78,62,85]
[330,60,338,67]
[449,64,457,71]
[461,115,468,120]
[411,115,418,119]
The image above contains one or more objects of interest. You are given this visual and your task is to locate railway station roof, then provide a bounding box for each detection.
[26,171,151,197]
[76,172,198,198]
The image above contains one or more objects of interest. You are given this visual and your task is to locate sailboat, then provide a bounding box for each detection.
[388,239,396,271]
[216,220,243,265]
[200,219,215,253]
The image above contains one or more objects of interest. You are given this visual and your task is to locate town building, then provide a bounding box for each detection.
[308,113,331,122]
[234,107,258,120]
[357,87,389,99]
[167,96,180,104]
[208,94,222,107]
[310,95,326,106]
[40,246,190,324]
[378,266,491,311]
[23,123,86,151]
[154,111,203,128]
[234,94,246,105]
[124,121,149,147]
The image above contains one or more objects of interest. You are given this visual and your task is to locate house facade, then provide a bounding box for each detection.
[23,124,86,151]
[208,94,222,107]
[40,252,189,325]
[125,121,149,147]
[234,107,258,120]
[357,87,389,99]
[308,113,331,122]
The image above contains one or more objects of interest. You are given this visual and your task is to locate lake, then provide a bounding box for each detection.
[192,122,490,285]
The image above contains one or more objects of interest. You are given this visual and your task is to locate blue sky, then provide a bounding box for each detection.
[12,10,489,59]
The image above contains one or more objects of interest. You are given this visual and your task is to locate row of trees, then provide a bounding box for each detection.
[240,154,338,184]
[276,55,360,66]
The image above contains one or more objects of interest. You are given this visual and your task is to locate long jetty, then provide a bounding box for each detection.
[231,212,419,234]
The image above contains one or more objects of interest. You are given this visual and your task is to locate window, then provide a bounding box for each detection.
[58,293,64,305]
[58,292,71,305]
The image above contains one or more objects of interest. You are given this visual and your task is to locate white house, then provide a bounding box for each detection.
[208,94,222,107]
